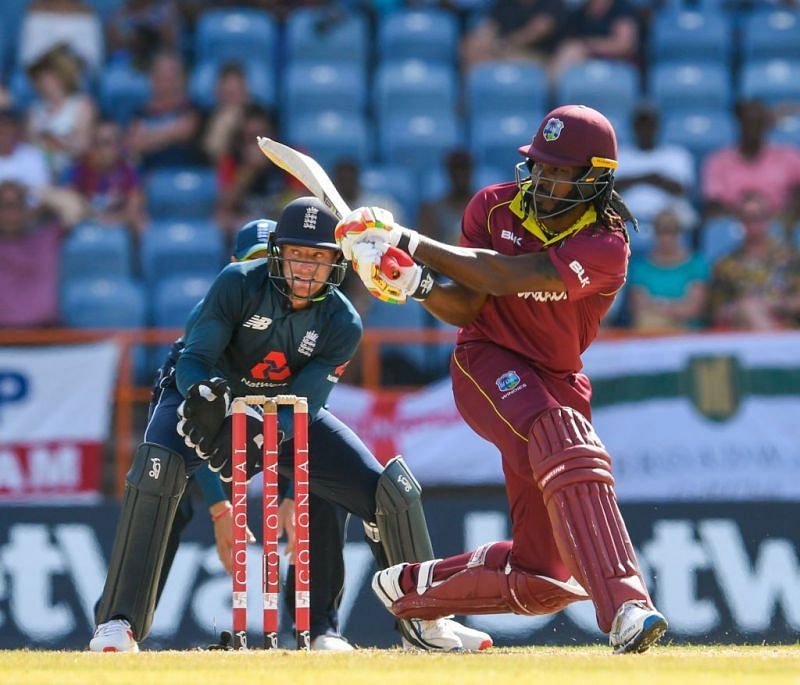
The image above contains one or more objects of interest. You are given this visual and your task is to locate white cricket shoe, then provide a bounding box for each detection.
[311,634,355,651]
[89,619,139,653]
[609,600,668,654]
[373,563,492,652]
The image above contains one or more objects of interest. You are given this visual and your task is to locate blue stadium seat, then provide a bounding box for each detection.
[475,165,509,188]
[700,216,744,263]
[555,60,640,122]
[152,275,214,327]
[363,298,430,379]
[286,9,369,68]
[61,223,132,282]
[8,68,36,112]
[650,9,731,65]
[378,9,458,66]
[190,60,275,110]
[379,113,463,174]
[360,165,418,220]
[662,110,736,167]
[286,111,370,169]
[140,222,225,288]
[2,0,31,67]
[375,60,457,119]
[145,167,218,219]
[466,61,548,120]
[62,277,146,329]
[98,64,150,124]
[742,10,800,62]
[469,113,539,170]
[771,113,800,147]
[194,9,277,67]
[283,62,366,120]
[740,59,800,107]
[627,221,655,254]
[650,63,732,114]
[85,0,125,20]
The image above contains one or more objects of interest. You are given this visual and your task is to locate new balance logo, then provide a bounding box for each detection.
[243,315,273,331]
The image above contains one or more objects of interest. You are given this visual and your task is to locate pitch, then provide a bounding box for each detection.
[1,646,798,685]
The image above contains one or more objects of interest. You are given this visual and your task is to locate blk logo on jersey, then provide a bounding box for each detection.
[243,315,273,331]
[251,351,291,381]
[501,229,523,246]
[569,260,590,288]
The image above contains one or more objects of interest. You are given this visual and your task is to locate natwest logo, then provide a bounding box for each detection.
[250,351,291,382]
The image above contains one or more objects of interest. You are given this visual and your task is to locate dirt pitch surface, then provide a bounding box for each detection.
[2,646,798,685]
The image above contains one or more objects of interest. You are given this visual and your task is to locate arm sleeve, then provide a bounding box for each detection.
[193,462,227,507]
[176,265,246,397]
[459,191,492,250]
[548,230,629,300]
[277,311,362,440]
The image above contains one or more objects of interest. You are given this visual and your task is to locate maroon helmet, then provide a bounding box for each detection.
[514,105,619,221]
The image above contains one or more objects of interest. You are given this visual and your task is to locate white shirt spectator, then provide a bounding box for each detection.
[20,7,104,74]
[0,142,51,200]
[616,143,697,227]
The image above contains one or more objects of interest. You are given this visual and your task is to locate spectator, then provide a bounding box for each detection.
[614,103,697,228]
[332,159,405,222]
[461,0,568,70]
[202,63,252,164]
[0,108,51,199]
[550,0,638,78]
[418,148,475,245]
[702,99,800,235]
[106,0,180,72]
[127,51,202,170]
[215,104,289,234]
[708,192,800,330]
[63,119,147,232]
[19,0,104,75]
[0,181,64,327]
[26,45,96,179]
[628,208,709,331]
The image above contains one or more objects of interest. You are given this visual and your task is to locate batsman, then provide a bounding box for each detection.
[89,196,490,652]
[337,105,668,654]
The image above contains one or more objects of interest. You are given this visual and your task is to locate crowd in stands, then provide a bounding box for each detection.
[1,0,799,385]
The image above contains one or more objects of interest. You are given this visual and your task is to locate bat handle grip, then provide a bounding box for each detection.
[379,246,414,280]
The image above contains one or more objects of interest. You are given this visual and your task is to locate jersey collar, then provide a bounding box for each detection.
[509,186,597,247]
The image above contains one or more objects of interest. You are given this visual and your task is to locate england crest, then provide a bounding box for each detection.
[543,118,565,142]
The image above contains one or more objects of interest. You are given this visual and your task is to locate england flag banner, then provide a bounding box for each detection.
[0,342,119,500]
[328,331,800,501]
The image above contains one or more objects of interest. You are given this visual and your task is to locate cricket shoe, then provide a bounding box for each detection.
[311,634,355,651]
[373,563,465,653]
[402,620,492,653]
[89,619,139,653]
[609,600,668,654]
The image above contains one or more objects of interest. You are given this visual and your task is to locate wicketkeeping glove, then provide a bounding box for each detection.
[205,405,278,483]
[176,378,231,459]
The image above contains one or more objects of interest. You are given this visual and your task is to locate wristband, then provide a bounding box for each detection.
[210,501,233,522]
[412,266,435,301]
[396,228,420,257]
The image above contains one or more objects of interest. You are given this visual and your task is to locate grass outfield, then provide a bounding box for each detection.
[1,646,799,685]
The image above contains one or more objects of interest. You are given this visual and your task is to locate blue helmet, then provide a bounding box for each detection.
[233,218,276,260]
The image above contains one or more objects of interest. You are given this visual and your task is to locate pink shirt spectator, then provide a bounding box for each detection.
[0,223,61,326]
[702,144,800,214]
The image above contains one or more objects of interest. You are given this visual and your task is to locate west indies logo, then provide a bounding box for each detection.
[543,118,565,142]
[496,371,521,392]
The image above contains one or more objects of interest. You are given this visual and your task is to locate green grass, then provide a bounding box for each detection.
[2,646,798,685]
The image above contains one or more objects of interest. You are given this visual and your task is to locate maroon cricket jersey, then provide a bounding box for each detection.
[457,183,630,376]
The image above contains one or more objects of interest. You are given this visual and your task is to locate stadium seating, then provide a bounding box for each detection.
[286,111,370,169]
[466,61,548,120]
[194,8,277,68]
[650,9,731,65]
[360,165,418,220]
[740,59,800,107]
[140,222,225,289]
[662,110,736,167]
[61,277,146,329]
[190,59,275,110]
[741,9,800,62]
[650,63,732,114]
[84,0,126,21]
[701,216,745,263]
[378,8,458,66]
[282,62,366,120]
[556,60,640,123]
[61,223,132,283]
[98,64,150,124]
[379,112,463,174]
[771,113,800,147]
[469,112,540,171]
[375,60,457,120]
[285,8,369,68]
[152,275,214,327]
[145,167,218,220]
